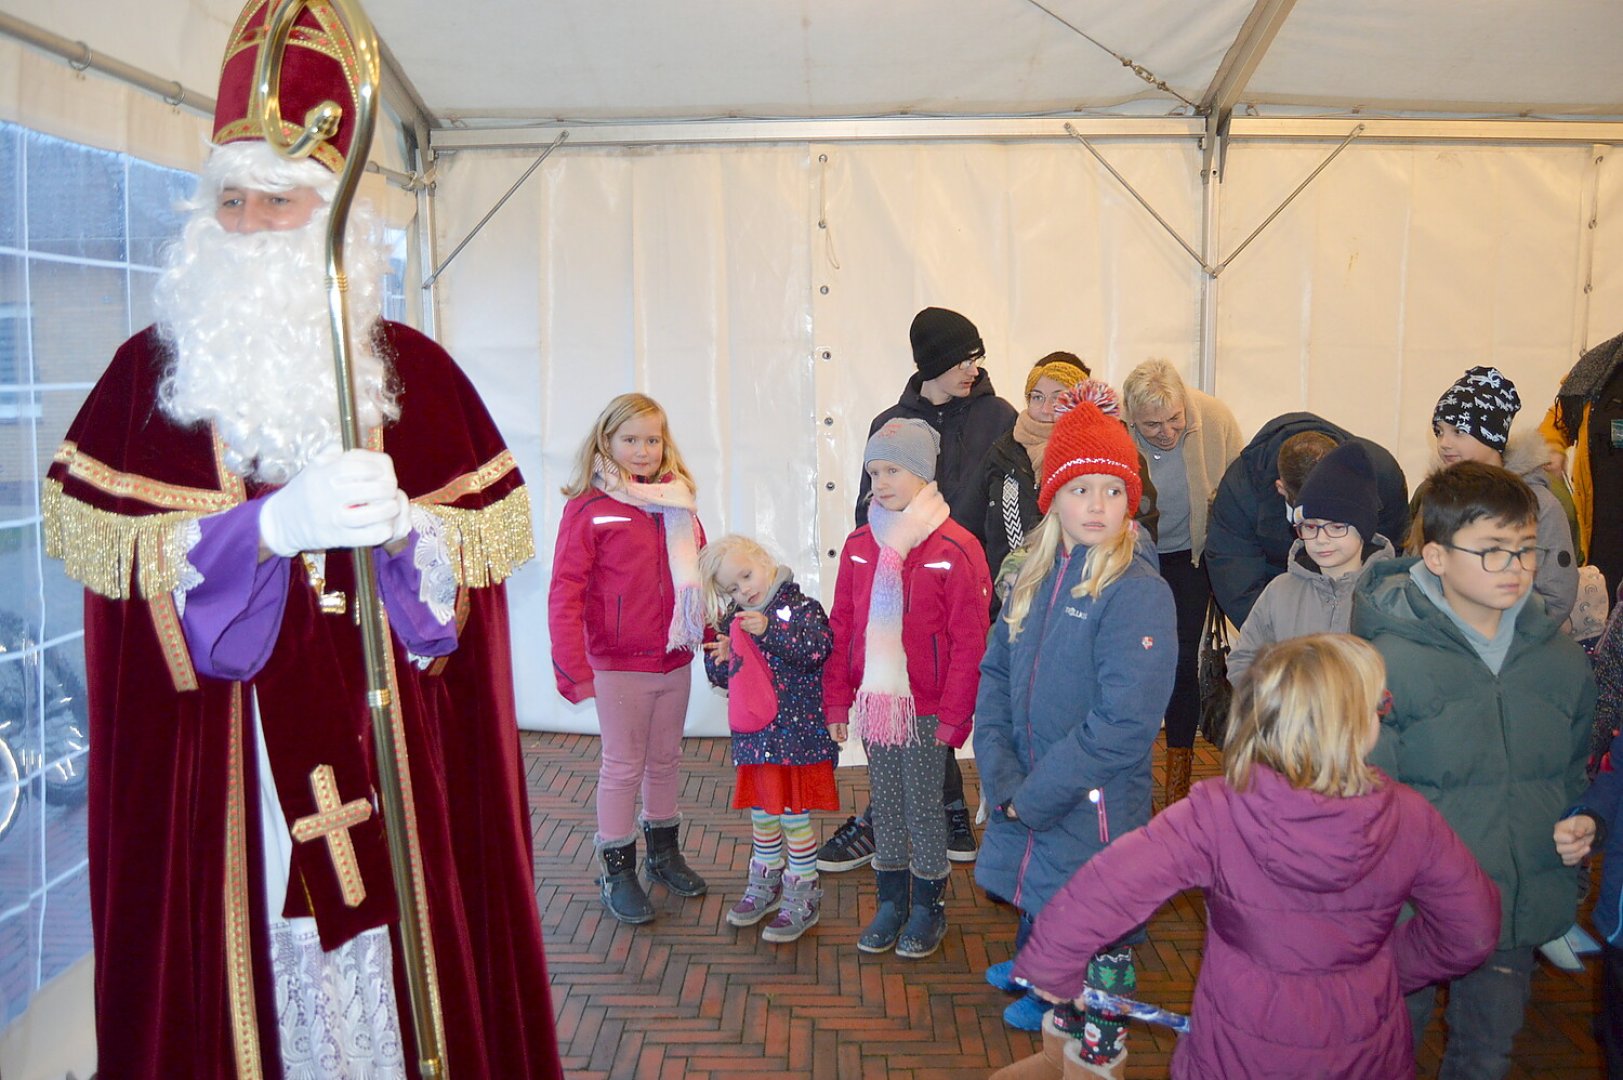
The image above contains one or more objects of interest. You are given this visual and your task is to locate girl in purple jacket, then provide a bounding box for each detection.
[549,393,709,926]
[1009,634,1500,1080]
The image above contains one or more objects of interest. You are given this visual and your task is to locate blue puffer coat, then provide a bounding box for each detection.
[973,537,1177,916]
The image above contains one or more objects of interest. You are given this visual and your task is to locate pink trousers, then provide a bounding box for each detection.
[592,667,691,844]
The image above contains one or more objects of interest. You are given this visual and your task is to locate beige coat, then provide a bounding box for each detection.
[1179,387,1244,563]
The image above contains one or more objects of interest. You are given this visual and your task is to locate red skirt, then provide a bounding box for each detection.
[733,761,841,813]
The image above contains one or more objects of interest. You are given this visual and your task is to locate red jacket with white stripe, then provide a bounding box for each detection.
[548,489,705,703]
[823,517,992,748]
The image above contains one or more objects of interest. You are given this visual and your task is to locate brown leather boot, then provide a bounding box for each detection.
[990,1011,1069,1080]
[1164,746,1194,806]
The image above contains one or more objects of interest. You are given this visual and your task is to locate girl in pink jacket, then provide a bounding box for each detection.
[825,418,991,960]
[1009,634,1499,1079]
[549,393,709,925]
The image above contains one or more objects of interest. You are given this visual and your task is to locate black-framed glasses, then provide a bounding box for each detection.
[1294,521,1352,539]
[1443,543,1543,572]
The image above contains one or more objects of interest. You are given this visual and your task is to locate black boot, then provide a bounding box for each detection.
[642,818,708,897]
[597,839,654,924]
[896,874,948,959]
[857,867,911,953]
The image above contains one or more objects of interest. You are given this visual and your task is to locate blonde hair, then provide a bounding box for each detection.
[1222,634,1385,798]
[1120,358,1188,424]
[1002,510,1139,640]
[696,534,775,627]
[561,393,695,498]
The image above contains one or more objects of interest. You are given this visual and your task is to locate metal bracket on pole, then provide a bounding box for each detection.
[1212,123,1364,275]
[1064,122,1212,275]
[422,130,568,289]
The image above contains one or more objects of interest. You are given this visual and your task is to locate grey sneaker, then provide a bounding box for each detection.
[727,861,783,927]
[761,872,821,943]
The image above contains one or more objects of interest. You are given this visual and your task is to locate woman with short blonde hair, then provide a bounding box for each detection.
[1119,358,1244,805]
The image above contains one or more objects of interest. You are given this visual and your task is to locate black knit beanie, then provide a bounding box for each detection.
[910,307,985,381]
[1433,365,1521,452]
[1295,441,1379,543]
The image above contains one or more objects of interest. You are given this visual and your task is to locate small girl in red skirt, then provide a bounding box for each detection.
[700,535,845,943]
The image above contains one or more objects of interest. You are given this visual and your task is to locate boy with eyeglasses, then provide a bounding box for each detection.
[1227,441,1395,681]
[1423,364,1579,625]
[1353,461,1596,1079]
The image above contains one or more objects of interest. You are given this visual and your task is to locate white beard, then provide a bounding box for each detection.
[153,203,398,485]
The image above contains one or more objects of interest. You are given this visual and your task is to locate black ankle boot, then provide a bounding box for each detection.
[857,867,911,953]
[642,819,708,897]
[597,839,654,924]
[896,873,948,958]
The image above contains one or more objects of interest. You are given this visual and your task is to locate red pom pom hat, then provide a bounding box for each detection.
[1037,399,1142,515]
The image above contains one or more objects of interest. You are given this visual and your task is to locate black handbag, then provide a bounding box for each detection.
[1197,596,1234,749]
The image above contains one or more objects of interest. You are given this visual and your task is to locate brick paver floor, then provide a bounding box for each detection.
[525,731,1603,1079]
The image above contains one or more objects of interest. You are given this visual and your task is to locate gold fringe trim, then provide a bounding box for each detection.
[42,480,204,600]
[419,485,534,589]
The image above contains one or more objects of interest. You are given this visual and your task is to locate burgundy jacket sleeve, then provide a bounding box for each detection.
[933,533,992,747]
[547,496,596,703]
[1392,794,1502,993]
[822,535,860,725]
[1013,794,1216,999]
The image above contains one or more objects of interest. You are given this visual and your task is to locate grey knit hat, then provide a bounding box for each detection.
[863,418,940,482]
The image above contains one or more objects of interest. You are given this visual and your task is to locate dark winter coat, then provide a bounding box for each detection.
[978,429,1161,596]
[1572,726,1623,946]
[1013,766,1501,1080]
[973,538,1177,915]
[824,517,992,748]
[855,369,1017,544]
[548,490,705,703]
[1206,413,1409,626]
[703,577,840,768]
[1353,557,1596,949]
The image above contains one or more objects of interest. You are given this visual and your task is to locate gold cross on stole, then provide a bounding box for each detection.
[290,764,372,908]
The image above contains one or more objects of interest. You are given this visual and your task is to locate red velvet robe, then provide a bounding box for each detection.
[44,322,562,1079]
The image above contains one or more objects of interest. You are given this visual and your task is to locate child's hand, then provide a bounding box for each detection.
[827,722,848,744]
[1028,986,1067,1005]
[1554,814,1598,865]
[703,637,732,663]
[735,611,768,636]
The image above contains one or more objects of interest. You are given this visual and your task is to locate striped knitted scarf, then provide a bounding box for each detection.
[593,454,705,651]
[854,482,950,746]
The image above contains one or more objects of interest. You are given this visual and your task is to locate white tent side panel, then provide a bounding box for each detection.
[436,135,1623,734]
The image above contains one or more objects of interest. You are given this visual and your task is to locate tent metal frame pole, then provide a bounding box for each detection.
[1198,116,1223,395]
[423,131,569,289]
[430,117,1203,152]
[0,10,215,117]
[1064,123,1211,274]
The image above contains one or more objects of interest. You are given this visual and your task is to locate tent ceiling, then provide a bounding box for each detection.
[366,0,1623,126]
[2,0,1621,127]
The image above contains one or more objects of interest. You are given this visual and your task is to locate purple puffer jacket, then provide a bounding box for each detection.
[1012,765,1499,1079]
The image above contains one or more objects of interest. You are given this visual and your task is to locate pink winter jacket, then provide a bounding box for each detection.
[1013,766,1500,1079]
[823,517,991,748]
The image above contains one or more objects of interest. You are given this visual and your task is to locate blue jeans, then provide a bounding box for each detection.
[1405,946,1536,1080]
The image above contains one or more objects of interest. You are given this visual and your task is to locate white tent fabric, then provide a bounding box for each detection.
[433,134,1622,733]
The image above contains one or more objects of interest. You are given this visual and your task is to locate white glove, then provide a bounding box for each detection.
[387,490,414,547]
[259,447,408,557]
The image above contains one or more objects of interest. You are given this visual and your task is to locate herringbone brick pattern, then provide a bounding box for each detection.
[525,733,1604,1078]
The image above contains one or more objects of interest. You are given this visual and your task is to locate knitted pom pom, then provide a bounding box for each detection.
[1052,379,1119,418]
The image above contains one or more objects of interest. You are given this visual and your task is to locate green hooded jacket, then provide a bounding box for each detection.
[1352,556,1596,950]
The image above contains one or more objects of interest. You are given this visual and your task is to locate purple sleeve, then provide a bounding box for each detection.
[180,499,291,681]
[375,534,458,658]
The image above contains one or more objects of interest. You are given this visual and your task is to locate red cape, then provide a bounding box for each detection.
[45,323,561,1079]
